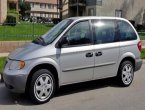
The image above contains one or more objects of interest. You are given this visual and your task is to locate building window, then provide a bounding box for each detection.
[88,8,95,16]
[48,4,51,9]
[96,0,102,6]
[40,4,43,8]
[51,4,54,9]
[115,10,122,17]
[48,14,51,18]
[31,3,34,8]
[40,13,43,17]
[9,3,17,10]
[40,4,46,9]
[54,4,57,9]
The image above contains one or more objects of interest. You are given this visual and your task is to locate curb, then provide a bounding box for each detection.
[0,53,9,57]
[143,60,145,64]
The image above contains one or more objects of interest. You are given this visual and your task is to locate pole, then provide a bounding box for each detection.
[57,0,58,19]
[77,0,79,16]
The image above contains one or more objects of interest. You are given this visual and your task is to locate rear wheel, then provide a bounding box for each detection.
[29,69,55,104]
[117,61,134,87]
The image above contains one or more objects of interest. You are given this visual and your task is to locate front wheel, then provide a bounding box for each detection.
[29,69,55,104]
[117,61,134,87]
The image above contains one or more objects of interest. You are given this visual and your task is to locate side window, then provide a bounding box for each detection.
[117,21,137,41]
[92,20,117,44]
[63,21,91,47]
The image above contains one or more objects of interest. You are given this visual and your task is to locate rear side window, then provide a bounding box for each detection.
[117,20,137,41]
[92,20,118,44]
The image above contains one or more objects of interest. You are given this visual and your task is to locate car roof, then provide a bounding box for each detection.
[67,16,128,22]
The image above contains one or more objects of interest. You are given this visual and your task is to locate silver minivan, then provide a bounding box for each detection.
[3,17,142,104]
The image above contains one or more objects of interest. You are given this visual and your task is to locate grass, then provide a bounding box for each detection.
[0,57,6,73]
[0,22,53,41]
[141,48,145,59]
[138,32,145,40]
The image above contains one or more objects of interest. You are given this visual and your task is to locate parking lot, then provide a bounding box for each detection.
[0,63,144,110]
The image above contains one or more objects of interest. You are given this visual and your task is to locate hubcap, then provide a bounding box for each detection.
[34,74,53,101]
[122,64,133,85]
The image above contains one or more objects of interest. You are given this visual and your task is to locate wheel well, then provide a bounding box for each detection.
[25,63,59,92]
[119,57,135,69]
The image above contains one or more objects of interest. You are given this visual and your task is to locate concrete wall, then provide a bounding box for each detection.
[86,0,145,25]
[62,0,145,25]
[62,0,69,19]
[0,0,7,24]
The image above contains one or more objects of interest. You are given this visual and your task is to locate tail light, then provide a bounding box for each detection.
[137,41,142,52]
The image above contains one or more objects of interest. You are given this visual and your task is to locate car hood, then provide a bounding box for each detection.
[8,42,52,60]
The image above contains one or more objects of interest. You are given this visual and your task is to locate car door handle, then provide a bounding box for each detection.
[86,52,93,57]
[95,52,102,56]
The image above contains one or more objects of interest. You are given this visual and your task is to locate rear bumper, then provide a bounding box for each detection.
[135,59,142,72]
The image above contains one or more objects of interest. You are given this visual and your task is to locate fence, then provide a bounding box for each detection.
[0,22,53,53]
[0,22,53,41]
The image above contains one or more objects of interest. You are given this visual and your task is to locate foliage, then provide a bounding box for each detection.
[6,15,17,26]
[19,0,31,19]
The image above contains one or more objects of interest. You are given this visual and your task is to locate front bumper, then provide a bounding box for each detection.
[3,73,27,93]
[2,59,32,93]
[135,59,142,72]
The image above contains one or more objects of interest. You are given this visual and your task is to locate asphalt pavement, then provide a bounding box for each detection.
[0,64,145,110]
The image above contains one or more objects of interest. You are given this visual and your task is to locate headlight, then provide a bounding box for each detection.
[9,60,25,70]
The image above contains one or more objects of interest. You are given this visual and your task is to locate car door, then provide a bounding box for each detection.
[92,19,120,79]
[59,20,94,85]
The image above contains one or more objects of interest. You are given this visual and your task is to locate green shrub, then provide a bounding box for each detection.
[0,57,6,72]
[141,48,145,59]
[6,15,17,26]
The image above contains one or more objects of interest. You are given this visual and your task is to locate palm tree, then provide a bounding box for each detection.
[19,0,31,20]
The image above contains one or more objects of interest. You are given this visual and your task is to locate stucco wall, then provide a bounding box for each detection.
[0,0,7,24]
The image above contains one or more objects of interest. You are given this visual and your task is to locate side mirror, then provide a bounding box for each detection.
[55,35,68,48]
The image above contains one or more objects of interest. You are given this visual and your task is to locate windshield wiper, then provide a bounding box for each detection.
[32,37,46,46]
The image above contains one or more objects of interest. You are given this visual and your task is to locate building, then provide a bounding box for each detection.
[0,0,7,24]
[61,0,145,25]
[26,0,59,20]
[0,0,18,24]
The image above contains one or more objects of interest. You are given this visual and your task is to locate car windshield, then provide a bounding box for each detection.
[32,19,73,45]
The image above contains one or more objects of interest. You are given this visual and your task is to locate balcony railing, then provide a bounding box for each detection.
[8,0,18,3]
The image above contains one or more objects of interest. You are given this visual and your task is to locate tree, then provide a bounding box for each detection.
[19,0,31,20]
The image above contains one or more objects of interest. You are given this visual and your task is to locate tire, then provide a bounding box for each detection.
[117,60,134,87]
[29,69,56,104]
